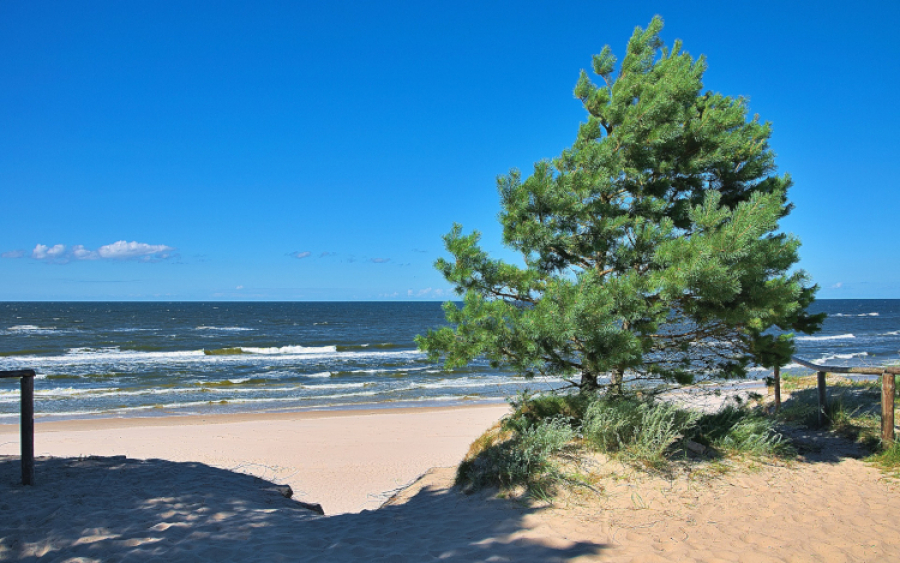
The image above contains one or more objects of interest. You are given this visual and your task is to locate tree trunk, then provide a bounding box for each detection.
[580,372,599,391]
[610,369,624,396]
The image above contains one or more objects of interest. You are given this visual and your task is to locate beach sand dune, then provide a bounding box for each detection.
[2,406,900,562]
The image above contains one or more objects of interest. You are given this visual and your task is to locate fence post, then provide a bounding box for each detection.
[773,365,781,413]
[882,371,895,445]
[817,371,827,428]
[21,374,34,485]
[0,370,36,485]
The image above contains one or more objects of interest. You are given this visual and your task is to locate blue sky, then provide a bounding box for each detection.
[1,1,897,301]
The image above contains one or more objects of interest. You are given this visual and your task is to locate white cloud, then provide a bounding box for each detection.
[32,244,67,260]
[29,241,174,263]
[291,251,312,259]
[236,285,244,290]
[370,257,390,263]
[407,287,451,298]
[71,245,99,260]
[1,250,24,259]
[97,241,173,260]
[831,282,843,289]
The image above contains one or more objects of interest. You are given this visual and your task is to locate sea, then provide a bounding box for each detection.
[1,300,898,422]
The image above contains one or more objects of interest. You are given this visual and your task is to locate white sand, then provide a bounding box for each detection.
[2,403,900,562]
[0,404,509,515]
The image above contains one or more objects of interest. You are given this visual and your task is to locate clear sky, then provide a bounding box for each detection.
[1,1,897,301]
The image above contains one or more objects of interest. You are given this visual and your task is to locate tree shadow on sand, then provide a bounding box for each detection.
[775,384,885,464]
[1,456,605,562]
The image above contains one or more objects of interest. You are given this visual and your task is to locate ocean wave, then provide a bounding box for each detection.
[883,331,900,336]
[302,382,369,391]
[796,333,855,341]
[818,352,868,362]
[396,376,563,391]
[1,346,422,367]
[194,326,255,331]
[833,313,879,317]
[240,345,336,355]
[3,325,64,335]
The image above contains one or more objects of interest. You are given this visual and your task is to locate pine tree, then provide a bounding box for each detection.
[417,17,822,394]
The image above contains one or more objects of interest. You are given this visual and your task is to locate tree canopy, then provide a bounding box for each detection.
[417,17,822,393]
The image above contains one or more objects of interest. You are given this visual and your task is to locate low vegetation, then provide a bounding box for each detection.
[776,374,899,469]
[456,390,792,495]
[457,374,900,499]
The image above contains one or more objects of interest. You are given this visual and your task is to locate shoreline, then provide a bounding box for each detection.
[0,396,509,428]
[0,400,509,433]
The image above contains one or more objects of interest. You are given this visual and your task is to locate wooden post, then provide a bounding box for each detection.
[817,371,828,428]
[882,371,896,445]
[0,370,35,485]
[21,374,34,485]
[773,365,781,414]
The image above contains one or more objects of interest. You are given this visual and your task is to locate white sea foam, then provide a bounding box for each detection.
[818,352,868,362]
[883,331,900,336]
[833,313,879,317]
[7,346,424,368]
[195,326,255,331]
[303,382,368,391]
[302,371,333,378]
[241,345,336,355]
[4,325,62,335]
[796,333,855,341]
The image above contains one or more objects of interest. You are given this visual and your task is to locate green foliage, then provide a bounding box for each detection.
[581,396,700,465]
[417,16,820,392]
[456,416,576,491]
[869,441,900,476]
[776,379,884,450]
[690,407,791,456]
[507,390,593,428]
[460,391,792,494]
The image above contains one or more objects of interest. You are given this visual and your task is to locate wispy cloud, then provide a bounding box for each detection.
[1,250,24,259]
[28,241,175,264]
[407,287,451,298]
[319,252,336,258]
[412,248,428,253]
[831,282,843,289]
[370,257,391,264]
[290,251,312,259]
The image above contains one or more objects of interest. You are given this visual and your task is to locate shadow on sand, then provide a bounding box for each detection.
[1,456,606,562]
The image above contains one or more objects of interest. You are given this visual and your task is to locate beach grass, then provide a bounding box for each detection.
[457,390,792,498]
[776,374,886,450]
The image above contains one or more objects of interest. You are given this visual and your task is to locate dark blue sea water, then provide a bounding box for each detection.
[0,300,897,421]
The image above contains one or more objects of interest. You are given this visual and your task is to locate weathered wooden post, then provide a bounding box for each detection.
[0,369,36,485]
[817,370,827,428]
[773,365,781,413]
[882,371,895,445]
[792,357,899,444]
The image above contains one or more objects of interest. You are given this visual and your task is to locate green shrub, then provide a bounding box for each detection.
[456,416,576,491]
[582,396,700,465]
[507,391,592,429]
[691,406,791,456]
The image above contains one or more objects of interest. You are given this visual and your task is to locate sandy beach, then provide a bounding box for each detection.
[2,404,900,562]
